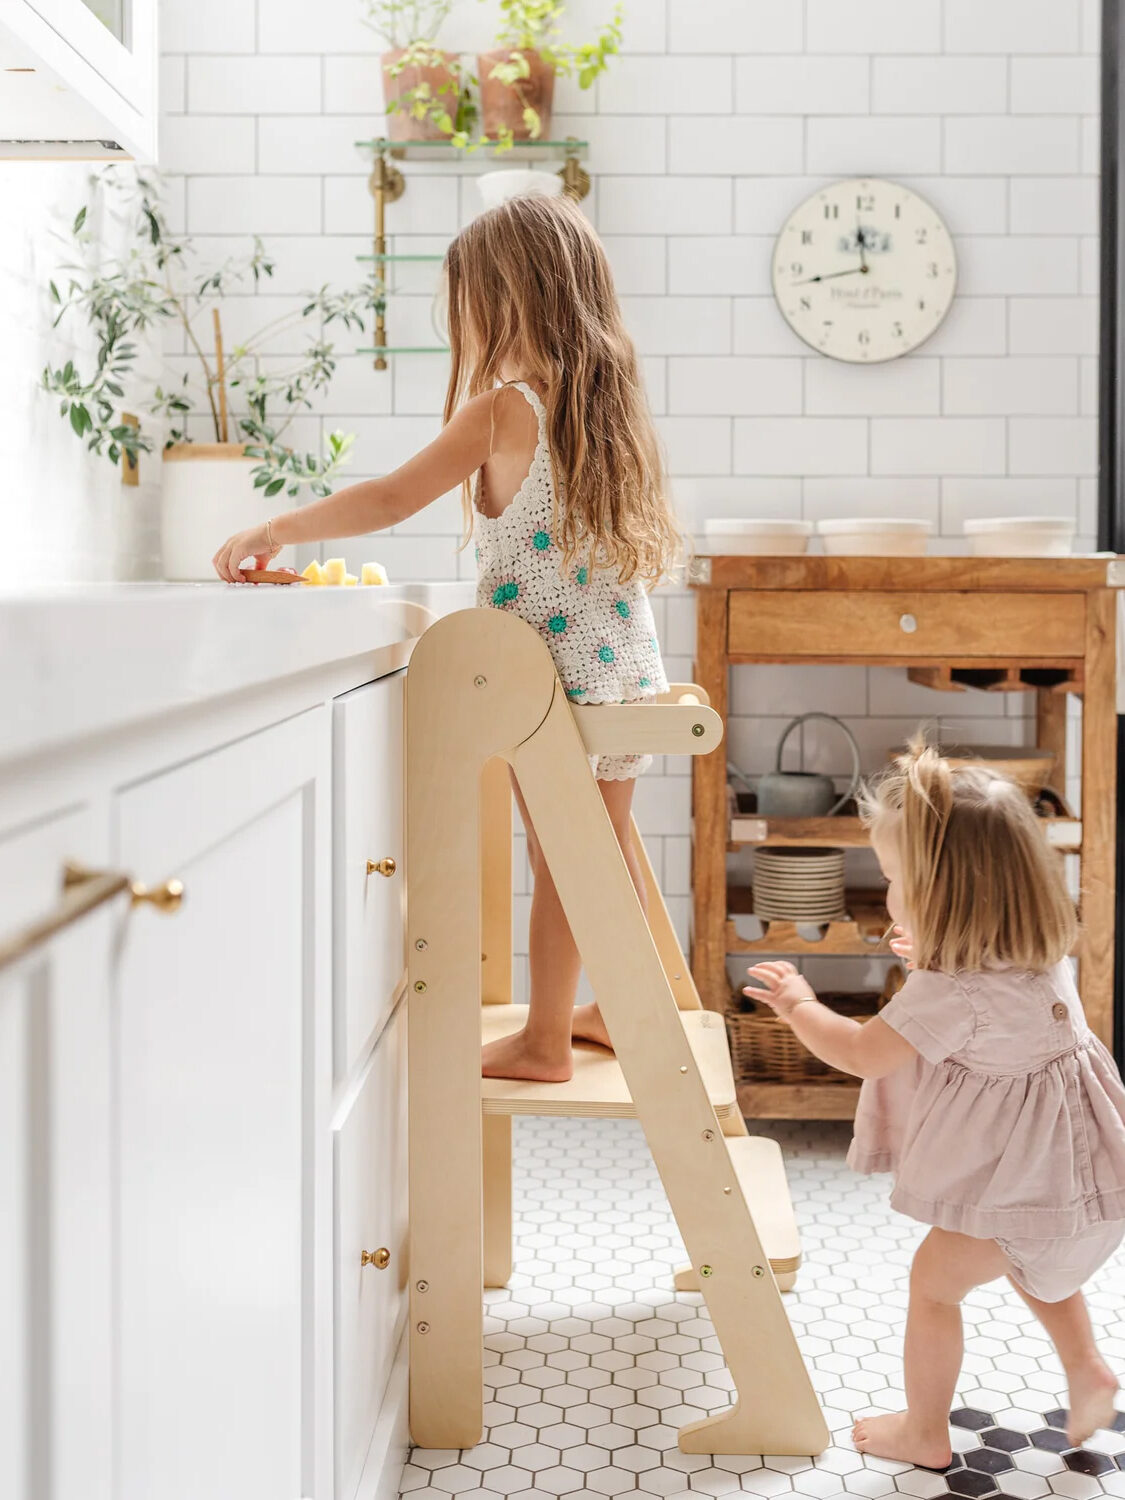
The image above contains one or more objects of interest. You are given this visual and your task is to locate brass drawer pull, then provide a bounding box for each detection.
[1,860,184,973]
[362,1247,391,1270]
[367,857,397,878]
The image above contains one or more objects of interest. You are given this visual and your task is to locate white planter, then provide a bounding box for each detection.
[963,516,1075,558]
[476,169,563,211]
[701,518,812,556]
[161,444,294,581]
[817,517,933,557]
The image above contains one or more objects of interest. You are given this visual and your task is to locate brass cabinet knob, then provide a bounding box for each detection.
[131,878,185,913]
[367,857,397,878]
[361,1247,391,1270]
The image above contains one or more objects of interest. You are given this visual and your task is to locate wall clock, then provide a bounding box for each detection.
[771,177,957,363]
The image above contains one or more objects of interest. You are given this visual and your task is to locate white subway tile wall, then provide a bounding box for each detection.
[150,0,1097,997]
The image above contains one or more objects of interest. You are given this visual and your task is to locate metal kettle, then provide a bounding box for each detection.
[754,712,862,818]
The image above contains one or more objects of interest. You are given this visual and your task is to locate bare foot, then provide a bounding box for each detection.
[853,1413,952,1469]
[482,1029,573,1083]
[571,1002,613,1050]
[1065,1357,1119,1446]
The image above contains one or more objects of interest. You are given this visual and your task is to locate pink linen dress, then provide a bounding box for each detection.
[848,961,1125,1302]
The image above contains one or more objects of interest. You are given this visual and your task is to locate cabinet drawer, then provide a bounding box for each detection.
[334,1005,407,1500]
[334,674,405,1082]
[728,590,1085,659]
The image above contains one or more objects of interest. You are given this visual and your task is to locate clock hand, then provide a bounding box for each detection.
[792,267,866,285]
[856,224,869,274]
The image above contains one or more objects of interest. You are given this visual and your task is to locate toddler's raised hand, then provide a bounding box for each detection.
[743,960,817,1019]
[889,924,916,969]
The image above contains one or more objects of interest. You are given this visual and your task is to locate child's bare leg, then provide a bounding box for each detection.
[1007,1280,1118,1445]
[481,776,581,1082]
[572,778,645,1050]
[854,1229,1010,1467]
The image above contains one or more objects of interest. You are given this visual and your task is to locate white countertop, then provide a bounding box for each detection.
[0,580,476,766]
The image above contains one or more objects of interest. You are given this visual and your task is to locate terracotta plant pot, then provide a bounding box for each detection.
[381,47,459,142]
[478,48,555,141]
[161,444,295,581]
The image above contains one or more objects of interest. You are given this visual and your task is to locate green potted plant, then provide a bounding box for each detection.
[44,174,373,580]
[479,0,623,143]
[363,0,475,143]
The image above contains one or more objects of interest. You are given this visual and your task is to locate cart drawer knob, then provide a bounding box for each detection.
[362,1247,391,1270]
[899,613,918,634]
[367,857,397,878]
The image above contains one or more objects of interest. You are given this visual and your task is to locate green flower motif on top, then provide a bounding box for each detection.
[548,614,568,635]
[615,598,631,620]
[650,636,659,652]
[532,530,551,552]
[639,676,651,689]
[492,580,520,607]
[565,685,587,701]
[597,645,616,665]
[576,566,589,587]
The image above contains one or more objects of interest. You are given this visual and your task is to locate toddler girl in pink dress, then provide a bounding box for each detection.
[746,741,1125,1469]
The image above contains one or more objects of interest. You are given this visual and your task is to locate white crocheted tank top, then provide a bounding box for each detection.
[474,382,668,706]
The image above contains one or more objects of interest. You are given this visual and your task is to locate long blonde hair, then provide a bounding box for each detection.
[862,739,1077,974]
[443,194,679,584]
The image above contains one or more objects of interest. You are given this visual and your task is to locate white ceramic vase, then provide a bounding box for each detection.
[161,443,294,581]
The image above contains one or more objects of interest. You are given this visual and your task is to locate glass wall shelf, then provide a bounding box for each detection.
[357,346,450,356]
[357,253,446,263]
[357,137,587,159]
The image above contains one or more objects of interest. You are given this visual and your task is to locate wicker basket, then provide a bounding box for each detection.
[726,991,878,1085]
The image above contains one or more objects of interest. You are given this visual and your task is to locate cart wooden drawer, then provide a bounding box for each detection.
[728,590,1085,659]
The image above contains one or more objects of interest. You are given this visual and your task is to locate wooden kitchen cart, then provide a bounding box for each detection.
[690,554,1125,1121]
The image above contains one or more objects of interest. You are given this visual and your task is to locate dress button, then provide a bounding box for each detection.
[1052,1002,1068,1021]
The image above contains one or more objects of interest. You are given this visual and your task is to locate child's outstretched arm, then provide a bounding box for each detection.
[745,961,917,1079]
[212,390,499,582]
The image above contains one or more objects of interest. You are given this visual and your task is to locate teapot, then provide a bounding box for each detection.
[754,712,862,818]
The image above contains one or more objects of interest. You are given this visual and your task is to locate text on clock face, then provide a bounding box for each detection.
[771,179,957,364]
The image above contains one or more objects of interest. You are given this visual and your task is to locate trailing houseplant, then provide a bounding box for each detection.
[479,0,624,142]
[43,173,375,577]
[362,0,477,143]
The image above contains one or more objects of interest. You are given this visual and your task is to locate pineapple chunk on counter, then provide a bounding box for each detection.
[301,557,390,587]
[301,560,326,586]
[361,562,388,586]
[322,557,347,586]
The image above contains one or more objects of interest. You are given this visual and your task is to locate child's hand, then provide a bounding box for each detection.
[889,924,915,969]
[213,524,278,583]
[743,960,817,1019]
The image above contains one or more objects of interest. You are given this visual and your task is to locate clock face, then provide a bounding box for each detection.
[772,178,957,363]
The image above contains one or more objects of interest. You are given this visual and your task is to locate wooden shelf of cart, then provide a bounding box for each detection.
[690,553,1125,1121]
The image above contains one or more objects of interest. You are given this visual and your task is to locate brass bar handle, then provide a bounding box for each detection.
[0,862,132,973]
[367,857,397,878]
[361,1247,390,1270]
[131,878,185,913]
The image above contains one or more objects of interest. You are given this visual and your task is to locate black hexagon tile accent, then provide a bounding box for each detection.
[980,1427,1030,1452]
[1067,1449,1117,1476]
[1045,1407,1069,1430]
[1030,1426,1074,1452]
[964,1447,1015,1474]
[951,1408,996,1431]
[946,1469,1001,1497]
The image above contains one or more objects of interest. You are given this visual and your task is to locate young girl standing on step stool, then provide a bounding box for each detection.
[746,742,1125,1469]
[212,194,678,1083]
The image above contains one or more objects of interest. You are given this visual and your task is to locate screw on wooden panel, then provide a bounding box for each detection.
[415,939,428,951]
[417,1321,430,1334]
[699,1265,713,1278]
[701,1129,716,1143]
[416,1280,429,1293]
[692,723,705,738]
[474,675,487,687]
[679,1065,688,1074]
[752,1265,766,1278]
[414,980,427,993]
[723,1187,732,1195]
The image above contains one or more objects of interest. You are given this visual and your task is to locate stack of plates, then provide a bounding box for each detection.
[753,848,847,923]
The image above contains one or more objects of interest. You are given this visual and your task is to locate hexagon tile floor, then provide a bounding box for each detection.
[399,1118,1125,1500]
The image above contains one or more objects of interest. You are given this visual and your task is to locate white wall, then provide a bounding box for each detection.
[0,166,161,580]
[156,0,1098,993]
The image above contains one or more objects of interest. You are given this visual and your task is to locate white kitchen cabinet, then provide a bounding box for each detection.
[0,804,116,1500]
[113,709,330,1500]
[0,0,158,160]
[334,1004,408,1500]
[334,673,406,1083]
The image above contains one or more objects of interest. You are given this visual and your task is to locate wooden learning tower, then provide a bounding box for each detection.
[406,609,828,1457]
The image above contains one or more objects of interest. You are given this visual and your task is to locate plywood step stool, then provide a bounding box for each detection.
[406,609,828,1457]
